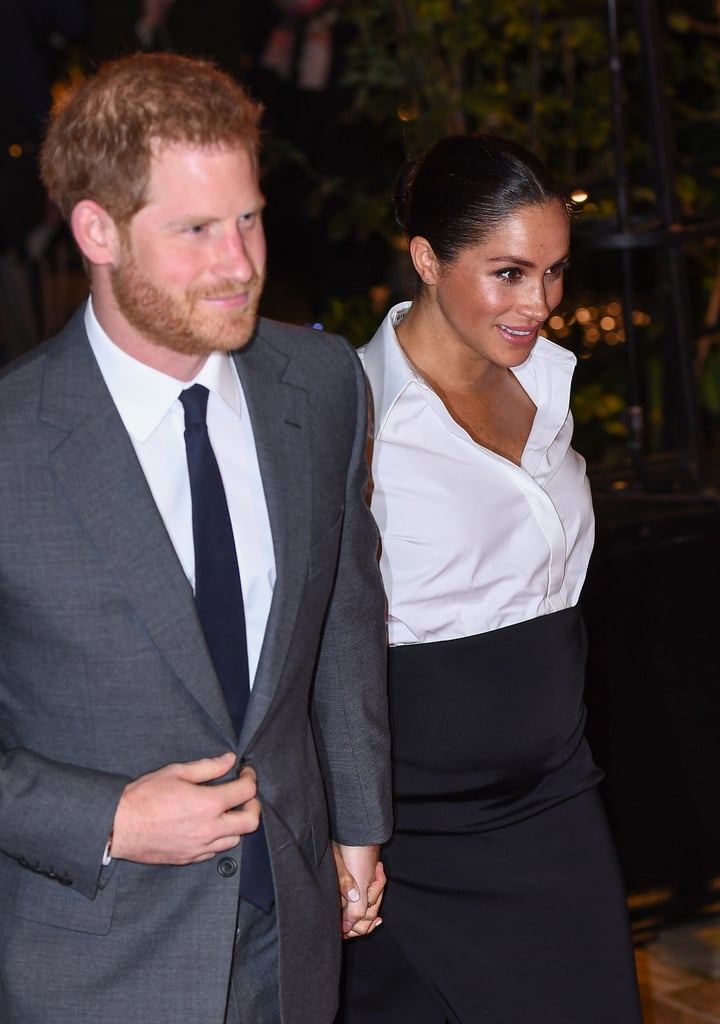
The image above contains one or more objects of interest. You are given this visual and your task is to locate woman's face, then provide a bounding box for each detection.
[429,199,570,370]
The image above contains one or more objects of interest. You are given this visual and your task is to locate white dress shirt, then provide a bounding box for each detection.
[85,297,275,685]
[359,301,595,646]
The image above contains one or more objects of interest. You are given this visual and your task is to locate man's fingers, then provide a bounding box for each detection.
[236,763,257,783]
[173,751,238,784]
[174,758,258,814]
[222,798,262,834]
[112,755,262,864]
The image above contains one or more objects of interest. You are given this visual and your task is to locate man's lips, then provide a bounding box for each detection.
[201,292,250,306]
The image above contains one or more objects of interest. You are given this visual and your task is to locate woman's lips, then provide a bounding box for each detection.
[497,324,539,346]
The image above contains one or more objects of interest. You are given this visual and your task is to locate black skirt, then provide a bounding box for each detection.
[338,607,642,1024]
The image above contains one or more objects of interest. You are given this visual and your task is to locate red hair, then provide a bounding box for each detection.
[41,52,263,224]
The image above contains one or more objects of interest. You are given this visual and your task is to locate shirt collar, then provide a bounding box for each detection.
[359,301,428,439]
[360,299,577,457]
[85,296,241,442]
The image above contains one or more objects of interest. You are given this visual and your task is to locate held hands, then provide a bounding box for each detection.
[333,842,386,939]
[111,752,260,865]
[110,752,387,932]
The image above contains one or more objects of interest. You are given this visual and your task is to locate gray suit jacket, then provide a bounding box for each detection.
[0,307,391,1023]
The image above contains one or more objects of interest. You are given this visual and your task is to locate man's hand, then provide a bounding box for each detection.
[111,752,260,864]
[332,842,386,938]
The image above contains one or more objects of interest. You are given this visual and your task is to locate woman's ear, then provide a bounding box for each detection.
[409,236,440,286]
[70,200,121,267]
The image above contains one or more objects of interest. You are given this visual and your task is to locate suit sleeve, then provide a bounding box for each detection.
[309,342,393,847]
[0,747,128,898]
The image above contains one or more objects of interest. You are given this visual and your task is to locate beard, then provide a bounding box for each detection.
[110,245,265,356]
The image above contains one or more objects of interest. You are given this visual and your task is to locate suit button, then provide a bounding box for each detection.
[217,857,238,878]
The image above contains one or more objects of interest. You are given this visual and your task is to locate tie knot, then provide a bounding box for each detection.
[180,384,210,428]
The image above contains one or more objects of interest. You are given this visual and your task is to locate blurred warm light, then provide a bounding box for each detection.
[570,189,589,204]
[397,104,418,122]
[627,887,674,908]
[611,479,629,490]
[549,300,650,361]
[50,64,86,109]
[633,310,651,326]
[8,144,22,158]
[369,283,391,314]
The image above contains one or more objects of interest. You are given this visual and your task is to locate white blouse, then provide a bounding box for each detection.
[359,302,595,646]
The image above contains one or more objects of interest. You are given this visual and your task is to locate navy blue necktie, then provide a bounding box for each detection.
[180,384,274,912]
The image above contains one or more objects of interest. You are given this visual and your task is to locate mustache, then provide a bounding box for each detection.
[191,276,264,301]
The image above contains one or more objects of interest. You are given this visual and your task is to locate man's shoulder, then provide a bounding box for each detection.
[0,306,92,422]
[252,316,358,372]
[0,307,87,378]
[243,318,365,428]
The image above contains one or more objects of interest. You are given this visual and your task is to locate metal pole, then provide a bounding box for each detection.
[606,0,645,479]
[632,0,704,489]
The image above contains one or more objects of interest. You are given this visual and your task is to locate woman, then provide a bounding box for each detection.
[337,135,642,1023]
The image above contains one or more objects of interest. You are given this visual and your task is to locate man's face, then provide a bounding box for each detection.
[110,143,266,359]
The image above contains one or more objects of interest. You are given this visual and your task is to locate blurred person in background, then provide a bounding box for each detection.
[0,0,86,361]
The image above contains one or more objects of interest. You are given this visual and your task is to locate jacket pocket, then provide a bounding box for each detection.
[0,855,115,935]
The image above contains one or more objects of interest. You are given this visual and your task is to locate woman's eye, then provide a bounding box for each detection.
[496,267,523,282]
[546,261,569,279]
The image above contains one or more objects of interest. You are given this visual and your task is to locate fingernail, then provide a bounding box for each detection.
[372,918,382,930]
[347,887,360,902]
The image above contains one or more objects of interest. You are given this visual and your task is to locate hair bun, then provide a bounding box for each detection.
[393,156,420,231]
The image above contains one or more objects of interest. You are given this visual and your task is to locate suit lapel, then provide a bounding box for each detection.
[232,327,311,748]
[41,319,235,741]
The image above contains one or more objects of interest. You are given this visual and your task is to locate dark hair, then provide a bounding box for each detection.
[41,52,263,224]
[394,134,568,265]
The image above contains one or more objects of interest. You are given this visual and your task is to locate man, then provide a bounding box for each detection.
[0,53,391,1023]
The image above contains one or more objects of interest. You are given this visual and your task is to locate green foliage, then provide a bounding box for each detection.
[335,0,644,225]
[571,383,629,464]
[318,292,386,348]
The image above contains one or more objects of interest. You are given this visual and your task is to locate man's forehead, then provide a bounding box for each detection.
[133,141,261,218]
[148,138,252,162]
